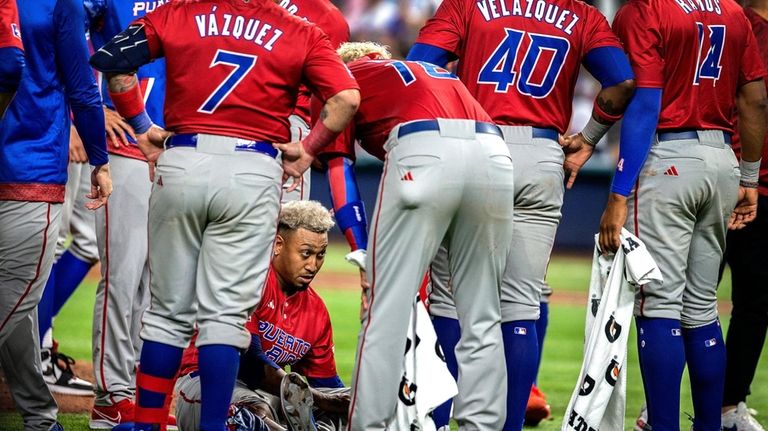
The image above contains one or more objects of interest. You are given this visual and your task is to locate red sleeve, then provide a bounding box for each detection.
[292,303,338,379]
[319,11,350,49]
[134,3,173,59]
[613,1,664,88]
[302,26,359,102]
[740,20,767,85]
[0,0,23,50]
[583,7,623,53]
[413,0,466,55]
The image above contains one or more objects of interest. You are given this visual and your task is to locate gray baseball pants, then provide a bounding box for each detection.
[140,135,282,350]
[281,115,311,202]
[0,200,61,430]
[428,126,564,322]
[349,119,515,430]
[56,162,98,263]
[92,154,152,406]
[625,130,739,328]
[175,373,348,431]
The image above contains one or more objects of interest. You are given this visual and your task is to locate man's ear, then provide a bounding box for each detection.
[273,234,284,257]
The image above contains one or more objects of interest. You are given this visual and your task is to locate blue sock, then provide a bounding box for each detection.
[51,251,94,315]
[535,302,549,384]
[38,271,55,344]
[136,340,183,422]
[431,316,460,428]
[501,320,538,431]
[199,345,240,431]
[636,317,685,431]
[683,321,726,431]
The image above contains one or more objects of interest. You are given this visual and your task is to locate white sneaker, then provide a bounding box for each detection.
[722,402,765,431]
[41,348,94,396]
[635,404,649,431]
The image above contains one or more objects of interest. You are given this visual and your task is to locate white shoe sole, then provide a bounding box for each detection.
[88,419,117,430]
[47,383,94,396]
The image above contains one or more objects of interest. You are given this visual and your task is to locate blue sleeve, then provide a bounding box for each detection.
[307,376,345,389]
[583,46,635,88]
[238,333,280,390]
[611,88,662,196]
[0,47,24,93]
[406,43,453,68]
[54,0,108,166]
[327,157,368,250]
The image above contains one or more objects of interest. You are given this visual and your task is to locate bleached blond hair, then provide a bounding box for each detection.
[278,200,335,234]
[337,41,392,63]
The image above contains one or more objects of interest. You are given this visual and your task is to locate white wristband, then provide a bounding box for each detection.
[580,116,611,147]
[740,158,761,185]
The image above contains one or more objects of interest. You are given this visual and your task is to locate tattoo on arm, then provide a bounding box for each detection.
[107,73,138,93]
[320,105,328,121]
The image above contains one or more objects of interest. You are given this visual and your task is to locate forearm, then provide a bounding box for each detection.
[611,88,662,196]
[72,105,109,166]
[737,79,768,163]
[106,73,153,134]
[304,89,360,156]
[327,157,368,250]
[581,47,636,145]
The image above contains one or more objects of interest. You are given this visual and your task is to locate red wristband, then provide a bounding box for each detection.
[303,121,341,156]
[109,84,147,119]
[592,102,623,124]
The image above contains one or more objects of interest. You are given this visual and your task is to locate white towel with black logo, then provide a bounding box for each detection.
[562,229,662,431]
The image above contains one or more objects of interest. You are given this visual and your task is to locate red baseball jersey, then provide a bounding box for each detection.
[277,0,350,123]
[179,267,338,379]
[414,0,621,133]
[0,0,23,50]
[136,0,357,143]
[614,0,765,133]
[733,6,768,196]
[317,58,493,161]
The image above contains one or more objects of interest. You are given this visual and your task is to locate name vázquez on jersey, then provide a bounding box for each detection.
[475,0,579,35]
[194,6,284,51]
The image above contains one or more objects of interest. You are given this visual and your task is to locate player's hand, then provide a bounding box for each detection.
[359,269,370,321]
[559,133,595,189]
[136,125,172,182]
[104,106,136,148]
[311,388,350,414]
[729,186,758,230]
[86,164,112,210]
[69,125,88,163]
[273,141,314,192]
[598,193,628,254]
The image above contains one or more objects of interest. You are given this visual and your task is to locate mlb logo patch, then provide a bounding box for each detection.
[11,23,20,40]
[514,327,527,335]
[671,328,681,336]
[705,338,717,347]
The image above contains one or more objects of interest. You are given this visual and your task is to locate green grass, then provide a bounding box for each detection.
[1,246,763,430]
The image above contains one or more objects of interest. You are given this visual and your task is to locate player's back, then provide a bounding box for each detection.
[415,0,620,132]
[1,0,79,187]
[349,59,493,154]
[139,0,335,143]
[614,0,762,132]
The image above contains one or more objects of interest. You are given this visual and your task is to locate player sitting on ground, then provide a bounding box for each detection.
[175,200,349,431]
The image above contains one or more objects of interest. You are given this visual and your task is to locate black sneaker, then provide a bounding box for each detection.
[41,348,94,396]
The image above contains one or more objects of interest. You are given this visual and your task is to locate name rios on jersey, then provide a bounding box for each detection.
[195,6,283,51]
[259,321,311,365]
[476,0,579,35]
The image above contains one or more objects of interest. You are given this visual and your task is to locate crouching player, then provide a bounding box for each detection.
[175,201,350,431]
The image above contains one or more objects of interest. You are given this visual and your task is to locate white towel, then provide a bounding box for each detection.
[387,296,459,431]
[561,228,662,431]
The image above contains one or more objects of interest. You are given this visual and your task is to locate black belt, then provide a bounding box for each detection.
[658,130,731,144]
[398,120,503,139]
[165,134,278,158]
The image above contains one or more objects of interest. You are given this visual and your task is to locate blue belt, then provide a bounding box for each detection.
[658,130,731,144]
[531,127,559,141]
[398,120,503,139]
[166,134,278,158]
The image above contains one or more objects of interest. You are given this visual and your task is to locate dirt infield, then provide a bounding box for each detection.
[0,268,732,414]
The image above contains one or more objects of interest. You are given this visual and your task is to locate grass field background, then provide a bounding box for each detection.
[2,244,766,430]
